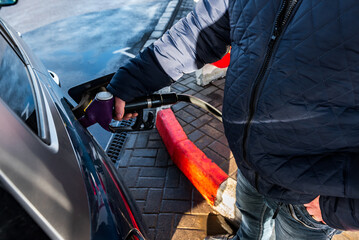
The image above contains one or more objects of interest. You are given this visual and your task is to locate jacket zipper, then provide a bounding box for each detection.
[241,0,298,188]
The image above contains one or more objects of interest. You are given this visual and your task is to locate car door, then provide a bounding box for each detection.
[0,21,91,240]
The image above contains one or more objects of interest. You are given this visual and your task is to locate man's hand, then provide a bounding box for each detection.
[114,97,138,121]
[304,196,326,224]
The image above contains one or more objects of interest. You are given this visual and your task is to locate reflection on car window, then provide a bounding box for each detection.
[0,34,38,133]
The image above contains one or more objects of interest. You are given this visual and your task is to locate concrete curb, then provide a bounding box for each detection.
[156,108,239,223]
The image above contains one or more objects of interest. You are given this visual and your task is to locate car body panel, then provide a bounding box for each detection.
[0,57,92,238]
[0,97,91,239]
[0,17,147,240]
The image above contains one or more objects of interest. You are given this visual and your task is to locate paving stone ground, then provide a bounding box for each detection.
[115,72,232,240]
[111,0,359,239]
[116,126,214,240]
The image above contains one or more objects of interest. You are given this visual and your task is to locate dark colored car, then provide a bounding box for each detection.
[0,1,147,239]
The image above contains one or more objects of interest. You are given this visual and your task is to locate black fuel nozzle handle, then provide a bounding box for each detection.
[124,93,178,114]
[109,93,179,133]
[78,91,222,133]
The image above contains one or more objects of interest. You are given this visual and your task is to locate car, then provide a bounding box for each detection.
[0,1,148,239]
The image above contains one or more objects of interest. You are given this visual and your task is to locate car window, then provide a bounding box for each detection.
[0,33,38,134]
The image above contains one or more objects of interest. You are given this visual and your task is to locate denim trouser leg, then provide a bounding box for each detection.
[233,170,340,240]
[233,170,274,240]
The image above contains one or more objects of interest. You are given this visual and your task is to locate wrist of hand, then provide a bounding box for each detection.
[303,196,326,224]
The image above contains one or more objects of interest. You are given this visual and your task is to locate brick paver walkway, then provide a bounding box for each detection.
[116,74,228,240]
[116,124,214,240]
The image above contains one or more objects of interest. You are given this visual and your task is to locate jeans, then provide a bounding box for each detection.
[232,170,340,240]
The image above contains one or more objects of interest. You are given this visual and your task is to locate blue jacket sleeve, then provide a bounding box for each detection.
[107,46,172,102]
[107,0,230,101]
[320,196,359,230]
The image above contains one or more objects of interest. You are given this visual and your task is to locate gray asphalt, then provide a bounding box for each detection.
[0,0,162,33]
[0,0,168,91]
[0,0,173,148]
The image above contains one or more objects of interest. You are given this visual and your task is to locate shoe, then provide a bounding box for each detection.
[204,234,235,240]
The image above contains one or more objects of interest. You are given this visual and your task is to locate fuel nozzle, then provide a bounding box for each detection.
[109,93,179,133]
[78,91,114,131]
[77,91,222,133]
[78,92,179,132]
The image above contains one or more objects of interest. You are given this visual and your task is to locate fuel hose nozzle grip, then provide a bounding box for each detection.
[78,91,114,131]
[124,93,178,113]
[78,92,179,132]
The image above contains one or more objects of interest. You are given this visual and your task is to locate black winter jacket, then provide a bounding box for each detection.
[108,0,359,230]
